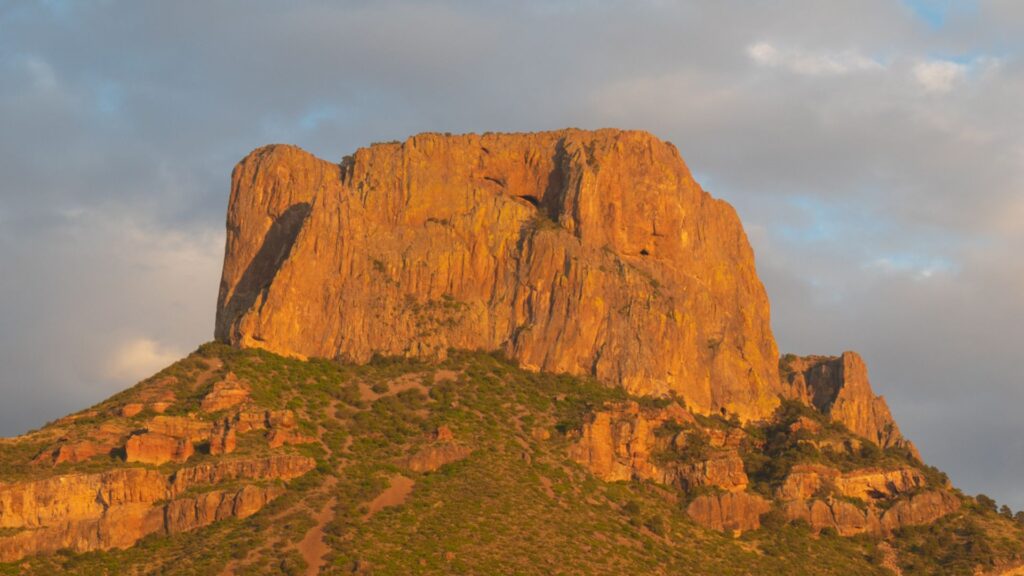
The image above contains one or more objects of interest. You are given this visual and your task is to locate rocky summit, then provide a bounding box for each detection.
[2,129,1023,575]
[215,129,780,421]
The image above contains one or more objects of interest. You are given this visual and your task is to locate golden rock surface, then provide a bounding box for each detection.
[216,129,782,420]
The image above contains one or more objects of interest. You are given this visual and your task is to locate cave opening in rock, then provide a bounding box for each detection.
[517,194,540,208]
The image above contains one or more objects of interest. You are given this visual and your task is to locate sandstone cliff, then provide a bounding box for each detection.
[0,455,314,562]
[215,129,782,420]
[783,352,918,455]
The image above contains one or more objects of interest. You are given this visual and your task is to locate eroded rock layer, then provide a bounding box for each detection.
[0,455,314,562]
[215,129,782,420]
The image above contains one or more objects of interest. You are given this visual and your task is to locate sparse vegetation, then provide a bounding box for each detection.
[2,345,1023,575]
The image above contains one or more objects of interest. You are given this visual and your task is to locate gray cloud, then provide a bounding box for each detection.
[1,0,1021,508]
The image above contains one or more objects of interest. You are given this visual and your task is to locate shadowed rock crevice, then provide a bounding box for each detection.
[216,202,311,342]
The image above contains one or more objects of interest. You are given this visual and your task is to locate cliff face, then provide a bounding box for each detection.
[215,129,781,420]
[783,352,918,456]
[0,455,313,562]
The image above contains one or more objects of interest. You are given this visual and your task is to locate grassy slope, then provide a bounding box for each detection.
[1,344,1021,575]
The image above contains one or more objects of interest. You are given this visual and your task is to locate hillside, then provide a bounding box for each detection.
[1,344,1022,575]
[2,129,1022,574]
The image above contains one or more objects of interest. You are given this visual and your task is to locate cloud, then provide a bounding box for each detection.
[747,42,884,75]
[913,59,967,92]
[104,337,182,383]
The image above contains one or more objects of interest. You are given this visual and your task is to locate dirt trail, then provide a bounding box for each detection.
[295,476,338,575]
[363,475,415,520]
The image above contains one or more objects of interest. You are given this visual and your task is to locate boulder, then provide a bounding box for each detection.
[200,372,251,412]
[125,432,194,465]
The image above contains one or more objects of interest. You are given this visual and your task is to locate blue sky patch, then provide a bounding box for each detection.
[902,0,978,29]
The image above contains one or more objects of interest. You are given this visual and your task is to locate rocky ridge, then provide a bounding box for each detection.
[783,352,918,458]
[0,360,317,563]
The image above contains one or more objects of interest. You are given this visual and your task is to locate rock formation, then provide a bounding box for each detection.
[780,489,960,536]
[401,425,473,473]
[569,402,750,493]
[777,464,926,502]
[686,492,772,533]
[783,352,918,455]
[879,490,960,532]
[215,129,782,420]
[208,418,236,455]
[775,464,957,536]
[0,455,314,562]
[200,372,251,412]
[125,432,194,465]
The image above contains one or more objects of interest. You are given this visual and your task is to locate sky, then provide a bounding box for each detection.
[1,0,1022,508]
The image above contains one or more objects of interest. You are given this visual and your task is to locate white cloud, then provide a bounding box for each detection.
[747,42,883,76]
[22,55,58,93]
[104,337,182,383]
[913,59,967,93]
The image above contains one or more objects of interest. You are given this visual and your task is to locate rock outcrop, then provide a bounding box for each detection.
[144,415,213,444]
[777,464,926,502]
[215,129,783,420]
[686,491,772,533]
[879,490,960,532]
[775,463,951,536]
[568,401,693,484]
[163,484,283,534]
[783,498,881,536]
[569,402,750,493]
[0,455,314,562]
[200,372,251,412]
[403,425,471,473]
[781,489,960,536]
[32,440,112,466]
[125,432,194,465]
[783,352,918,455]
[208,418,236,455]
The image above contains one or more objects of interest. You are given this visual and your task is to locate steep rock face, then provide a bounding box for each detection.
[686,491,771,533]
[879,490,960,532]
[164,485,284,534]
[783,498,881,536]
[0,455,314,562]
[0,468,167,530]
[215,129,782,420]
[777,465,926,502]
[835,468,926,501]
[168,454,313,494]
[781,490,960,536]
[784,352,918,455]
[776,463,947,536]
[208,419,236,456]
